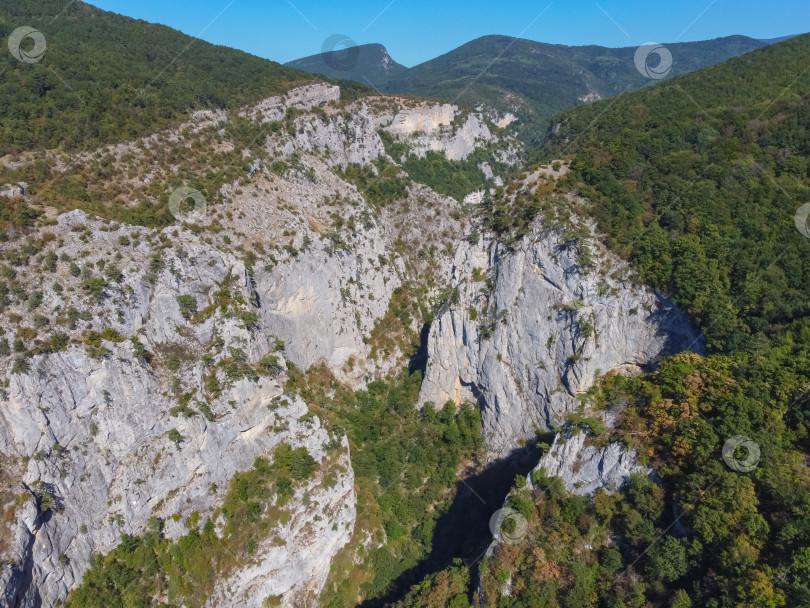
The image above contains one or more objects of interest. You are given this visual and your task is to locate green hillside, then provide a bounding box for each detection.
[473,349,810,608]
[542,32,810,354]
[396,33,810,608]
[0,1,364,154]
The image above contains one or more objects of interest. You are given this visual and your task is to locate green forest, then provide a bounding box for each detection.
[0,1,366,154]
[394,31,810,608]
[473,353,810,607]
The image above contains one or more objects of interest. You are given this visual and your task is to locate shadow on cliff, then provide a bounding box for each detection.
[649,296,707,356]
[10,484,57,608]
[359,442,542,608]
[407,323,431,377]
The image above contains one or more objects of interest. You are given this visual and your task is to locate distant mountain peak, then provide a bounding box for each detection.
[349,43,401,74]
[284,42,406,85]
[374,45,401,74]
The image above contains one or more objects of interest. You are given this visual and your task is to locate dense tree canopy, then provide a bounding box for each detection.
[543,33,810,354]
[398,33,810,608]
[0,1,366,154]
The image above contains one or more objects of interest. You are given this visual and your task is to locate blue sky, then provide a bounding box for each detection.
[89,0,809,67]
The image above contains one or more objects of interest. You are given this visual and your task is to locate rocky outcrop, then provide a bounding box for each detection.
[278,96,512,169]
[253,231,400,381]
[418,219,701,458]
[384,103,509,161]
[0,183,26,198]
[276,103,388,169]
[386,103,456,136]
[532,430,650,495]
[205,439,355,608]
[241,83,342,124]
[1,354,354,607]
[0,208,357,607]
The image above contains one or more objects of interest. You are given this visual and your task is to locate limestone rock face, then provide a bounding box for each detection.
[240,83,342,124]
[278,102,389,169]
[205,439,356,608]
[0,82,516,607]
[0,346,354,607]
[386,103,457,136]
[418,221,701,458]
[0,208,358,608]
[532,431,650,496]
[253,234,399,380]
[384,103,512,161]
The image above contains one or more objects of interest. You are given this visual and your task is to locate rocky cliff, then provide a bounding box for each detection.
[0,83,515,606]
[532,429,651,496]
[0,209,356,608]
[0,80,699,606]
[418,199,701,457]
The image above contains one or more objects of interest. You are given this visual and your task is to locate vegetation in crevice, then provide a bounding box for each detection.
[379,132,516,203]
[338,158,412,209]
[291,366,484,608]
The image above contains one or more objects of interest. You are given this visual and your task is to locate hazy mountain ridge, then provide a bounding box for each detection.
[285,43,407,88]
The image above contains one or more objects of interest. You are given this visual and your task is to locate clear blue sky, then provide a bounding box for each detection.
[89,0,809,67]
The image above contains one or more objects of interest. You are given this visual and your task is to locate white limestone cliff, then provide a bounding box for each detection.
[418,220,701,458]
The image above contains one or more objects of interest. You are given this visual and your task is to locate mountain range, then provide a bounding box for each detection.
[287,34,790,145]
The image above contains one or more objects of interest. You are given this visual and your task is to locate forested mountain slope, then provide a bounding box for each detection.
[0,1,366,154]
[392,31,810,608]
[543,32,810,354]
